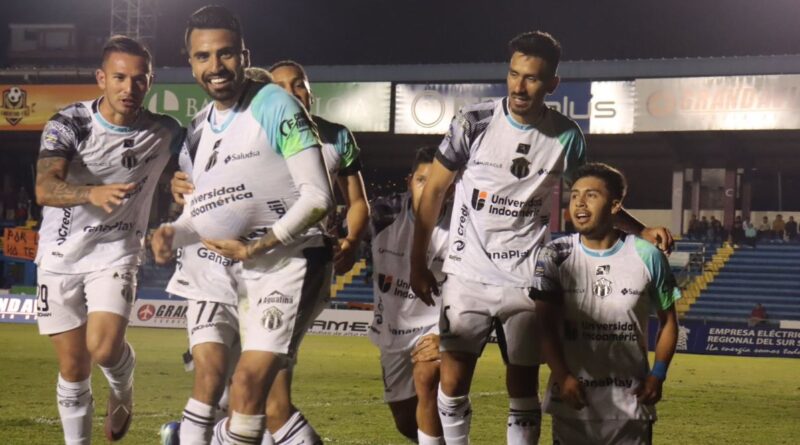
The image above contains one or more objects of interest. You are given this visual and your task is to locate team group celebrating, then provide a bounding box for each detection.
[32,5,681,445]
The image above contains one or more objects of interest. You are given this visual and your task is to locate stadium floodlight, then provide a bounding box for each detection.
[110,0,158,54]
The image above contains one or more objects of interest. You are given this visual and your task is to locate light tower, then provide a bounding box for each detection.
[110,0,158,54]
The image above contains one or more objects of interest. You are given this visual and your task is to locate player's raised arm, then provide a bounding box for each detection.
[334,173,370,273]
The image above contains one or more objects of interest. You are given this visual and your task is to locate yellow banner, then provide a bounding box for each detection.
[0,84,100,131]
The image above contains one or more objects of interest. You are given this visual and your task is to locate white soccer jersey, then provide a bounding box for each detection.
[315,115,361,178]
[177,81,323,243]
[36,99,182,274]
[437,98,586,287]
[368,193,451,352]
[531,233,681,420]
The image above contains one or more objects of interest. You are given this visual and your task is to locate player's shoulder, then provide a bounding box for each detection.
[542,108,583,140]
[250,82,294,106]
[50,100,93,124]
[456,98,500,124]
[143,108,182,132]
[540,233,577,266]
[631,235,666,263]
[312,114,348,141]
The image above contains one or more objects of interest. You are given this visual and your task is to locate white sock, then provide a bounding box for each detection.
[56,374,93,445]
[180,398,216,445]
[506,397,541,445]
[99,341,135,399]
[418,428,444,445]
[272,411,321,445]
[219,411,265,445]
[437,385,471,445]
[260,429,276,445]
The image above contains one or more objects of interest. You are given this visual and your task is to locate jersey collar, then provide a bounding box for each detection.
[579,234,626,258]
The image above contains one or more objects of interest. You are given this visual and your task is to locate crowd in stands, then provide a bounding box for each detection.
[686,213,799,246]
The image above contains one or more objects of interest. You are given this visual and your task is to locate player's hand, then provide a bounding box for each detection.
[88,183,135,213]
[557,373,587,410]
[202,239,252,261]
[635,374,663,405]
[410,264,439,307]
[333,238,358,275]
[171,171,194,205]
[152,225,175,264]
[640,226,674,254]
[411,334,441,363]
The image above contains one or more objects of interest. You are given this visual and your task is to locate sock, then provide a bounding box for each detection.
[506,397,541,445]
[437,385,471,445]
[180,398,216,445]
[260,429,276,445]
[216,411,264,445]
[99,341,135,399]
[56,374,94,445]
[216,386,230,422]
[272,411,321,445]
[418,428,444,445]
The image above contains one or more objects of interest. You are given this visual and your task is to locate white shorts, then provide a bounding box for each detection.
[439,275,540,366]
[552,416,653,445]
[186,300,240,350]
[166,243,242,305]
[379,328,438,403]
[36,265,138,335]
[238,237,332,358]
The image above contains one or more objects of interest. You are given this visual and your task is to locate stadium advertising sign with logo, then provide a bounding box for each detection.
[589,81,635,134]
[0,295,36,324]
[310,82,391,132]
[129,298,188,329]
[0,84,98,131]
[394,82,592,134]
[647,319,800,359]
[635,74,800,131]
[308,309,373,336]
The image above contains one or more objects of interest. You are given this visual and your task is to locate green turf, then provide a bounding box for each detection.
[0,324,798,444]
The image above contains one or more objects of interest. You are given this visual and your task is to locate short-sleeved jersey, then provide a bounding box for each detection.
[36,99,182,274]
[182,81,323,242]
[437,98,586,287]
[368,193,450,352]
[315,115,361,178]
[531,233,681,420]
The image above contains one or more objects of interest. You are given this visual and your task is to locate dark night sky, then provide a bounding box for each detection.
[2,0,800,67]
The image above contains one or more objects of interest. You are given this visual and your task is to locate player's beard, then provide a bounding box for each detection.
[201,68,244,104]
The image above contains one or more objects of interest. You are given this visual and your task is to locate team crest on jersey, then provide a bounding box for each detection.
[262,306,284,331]
[471,188,488,211]
[593,277,613,298]
[510,157,531,179]
[516,143,531,155]
[596,264,610,276]
[1,86,33,126]
[121,149,137,170]
[377,274,393,293]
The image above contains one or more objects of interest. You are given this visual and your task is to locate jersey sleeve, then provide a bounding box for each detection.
[529,240,569,304]
[634,238,682,311]
[336,126,362,176]
[251,85,321,159]
[436,110,473,171]
[39,104,92,161]
[558,125,587,185]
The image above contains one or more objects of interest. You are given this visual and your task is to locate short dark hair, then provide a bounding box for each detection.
[185,5,243,50]
[508,31,561,75]
[101,35,152,70]
[573,162,627,201]
[411,146,437,173]
[268,60,308,79]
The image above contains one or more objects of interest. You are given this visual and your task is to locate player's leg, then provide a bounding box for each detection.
[266,367,320,445]
[84,266,138,441]
[498,292,542,445]
[38,271,93,445]
[181,300,239,444]
[414,359,443,444]
[437,277,495,445]
[380,348,419,441]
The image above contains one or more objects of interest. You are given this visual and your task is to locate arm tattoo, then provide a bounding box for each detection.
[35,157,92,208]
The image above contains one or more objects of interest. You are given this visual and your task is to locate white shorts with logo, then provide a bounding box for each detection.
[166,243,242,305]
[379,326,439,403]
[552,416,653,445]
[36,265,138,335]
[238,236,332,359]
[439,274,540,366]
[185,299,240,349]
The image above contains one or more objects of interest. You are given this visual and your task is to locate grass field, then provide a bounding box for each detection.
[1,324,798,444]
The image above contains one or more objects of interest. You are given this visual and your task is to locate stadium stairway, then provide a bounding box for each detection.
[331,259,373,304]
[676,243,733,317]
[685,243,800,321]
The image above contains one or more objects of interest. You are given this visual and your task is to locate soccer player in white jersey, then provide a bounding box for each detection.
[151,6,334,445]
[531,163,679,444]
[369,146,450,444]
[411,31,673,445]
[34,35,183,444]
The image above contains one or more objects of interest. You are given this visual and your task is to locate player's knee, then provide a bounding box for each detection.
[193,366,227,402]
[58,356,92,381]
[86,338,120,367]
[230,364,269,396]
[413,363,440,401]
[506,364,539,397]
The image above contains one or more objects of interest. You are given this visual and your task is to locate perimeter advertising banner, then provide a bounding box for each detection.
[394,82,598,135]
[0,82,391,133]
[635,75,800,131]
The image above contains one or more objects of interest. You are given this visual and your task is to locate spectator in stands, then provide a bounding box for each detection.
[686,214,699,240]
[772,214,786,241]
[709,216,723,244]
[730,215,744,247]
[743,219,758,248]
[785,216,798,242]
[699,216,709,241]
[748,303,768,326]
[758,216,771,241]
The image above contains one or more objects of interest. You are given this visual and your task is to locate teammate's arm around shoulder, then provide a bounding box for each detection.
[410,159,456,306]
